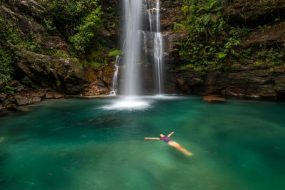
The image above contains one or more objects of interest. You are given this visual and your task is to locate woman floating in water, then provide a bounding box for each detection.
[144,132,193,156]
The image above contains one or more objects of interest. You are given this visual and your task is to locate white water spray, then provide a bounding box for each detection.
[121,0,143,96]
[145,0,164,94]
[110,56,120,96]
[105,0,165,110]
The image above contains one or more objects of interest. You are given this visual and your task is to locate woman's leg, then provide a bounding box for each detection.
[168,141,193,156]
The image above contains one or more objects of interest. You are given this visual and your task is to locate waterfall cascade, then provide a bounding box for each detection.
[120,0,143,96]
[110,0,164,96]
[110,55,120,96]
[104,0,165,110]
[145,0,164,94]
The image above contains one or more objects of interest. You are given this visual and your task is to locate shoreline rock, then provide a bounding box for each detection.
[174,65,285,101]
[0,89,65,112]
[203,95,226,103]
[45,92,65,99]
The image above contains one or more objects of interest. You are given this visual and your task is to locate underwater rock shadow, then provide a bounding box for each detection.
[76,113,143,129]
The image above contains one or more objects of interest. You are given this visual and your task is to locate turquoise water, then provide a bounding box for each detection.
[0,97,285,190]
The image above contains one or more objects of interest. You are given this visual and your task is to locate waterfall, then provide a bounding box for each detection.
[110,0,164,96]
[110,56,120,96]
[105,0,164,110]
[121,0,143,96]
[145,0,164,95]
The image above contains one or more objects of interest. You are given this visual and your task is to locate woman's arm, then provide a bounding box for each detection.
[144,137,160,140]
[167,132,174,138]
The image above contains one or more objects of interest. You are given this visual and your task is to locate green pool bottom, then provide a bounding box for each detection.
[0,97,285,190]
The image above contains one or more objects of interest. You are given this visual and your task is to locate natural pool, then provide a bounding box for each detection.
[0,97,285,190]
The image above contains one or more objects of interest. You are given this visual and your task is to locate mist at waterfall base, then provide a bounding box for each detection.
[1,98,285,190]
[108,0,165,110]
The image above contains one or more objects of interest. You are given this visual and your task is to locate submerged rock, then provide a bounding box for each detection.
[203,95,226,103]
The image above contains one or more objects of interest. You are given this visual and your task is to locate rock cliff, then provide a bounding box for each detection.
[160,0,285,100]
[0,0,116,111]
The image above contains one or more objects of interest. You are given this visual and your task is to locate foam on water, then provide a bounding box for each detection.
[150,94,184,100]
[102,97,151,111]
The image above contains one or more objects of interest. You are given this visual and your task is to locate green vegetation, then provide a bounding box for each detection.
[70,8,102,53]
[0,16,41,53]
[0,0,115,89]
[0,49,13,85]
[0,17,15,85]
[176,0,284,71]
[43,0,103,54]
[175,0,247,71]
[42,0,117,67]
[85,44,112,69]
[1,85,16,94]
[108,49,122,57]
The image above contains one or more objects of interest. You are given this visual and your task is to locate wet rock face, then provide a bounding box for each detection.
[15,49,88,94]
[0,94,7,103]
[0,88,66,112]
[242,21,285,48]
[160,0,183,31]
[1,0,115,98]
[224,0,285,26]
[45,92,64,99]
[83,64,114,96]
[275,76,285,99]
[0,0,90,95]
[158,0,285,100]
[14,95,30,106]
[148,0,185,94]
[160,0,185,63]
[175,65,285,100]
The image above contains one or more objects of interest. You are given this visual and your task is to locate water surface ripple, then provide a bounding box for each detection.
[0,97,285,190]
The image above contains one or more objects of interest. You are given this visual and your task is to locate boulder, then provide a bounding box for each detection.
[31,97,41,103]
[45,92,64,99]
[203,95,226,103]
[0,93,7,103]
[14,95,30,106]
[30,91,46,98]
